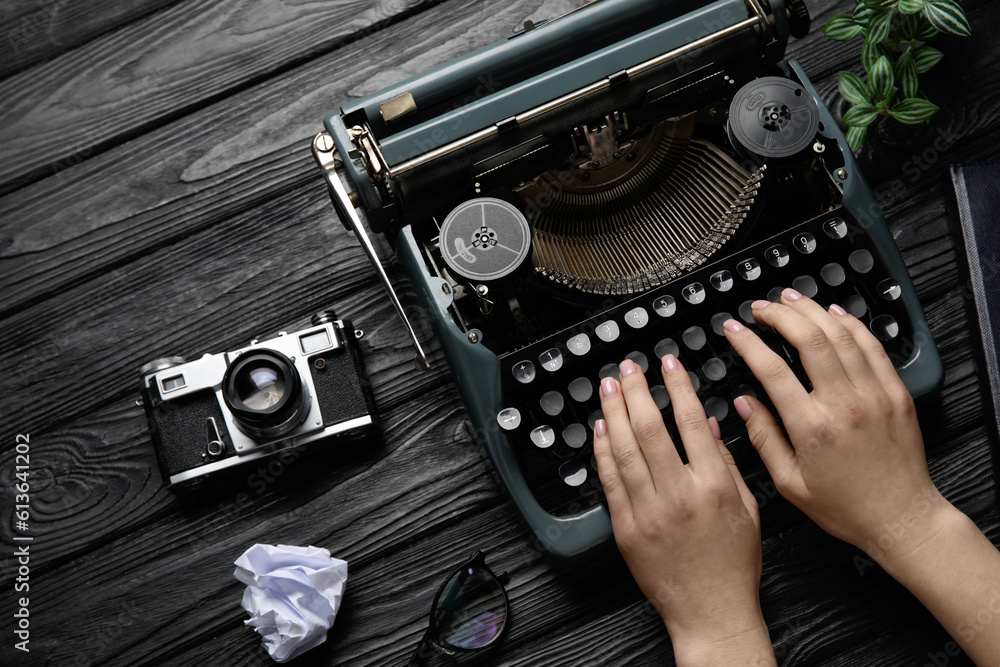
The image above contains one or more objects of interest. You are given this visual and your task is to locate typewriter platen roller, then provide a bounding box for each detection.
[314,0,943,563]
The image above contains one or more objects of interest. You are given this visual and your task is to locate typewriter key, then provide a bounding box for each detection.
[711,312,734,336]
[765,244,789,268]
[563,424,587,449]
[540,391,565,417]
[626,351,649,373]
[878,278,902,301]
[704,396,729,421]
[559,460,588,487]
[823,218,848,239]
[793,232,817,254]
[703,358,727,382]
[539,348,564,372]
[595,320,620,342]
[511,360,536,384]
[599,363,619,381]
[568,377,593,403]
[497,408,521,430]
[821,263,846,286]
[625,307,649,329]
[530,425,555,449]
[650,385,670,410]
[710,270,734,292]
[870,315,900,341]
[843,295,868,318]
[654,338,680,359]
[566,334,592,356]
[737,258,761,281]
[849,249,875,274]
[682,282,706,305]
[653,295,677,317]
[792,275,818,298]
[739,300,756,324]
[682,326,707,351]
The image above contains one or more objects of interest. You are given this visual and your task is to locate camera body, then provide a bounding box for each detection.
[139,313,377,486]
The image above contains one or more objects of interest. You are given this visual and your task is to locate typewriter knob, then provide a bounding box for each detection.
[786,0,811,39]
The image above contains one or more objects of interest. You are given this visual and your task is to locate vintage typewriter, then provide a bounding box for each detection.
[312,0,943,563]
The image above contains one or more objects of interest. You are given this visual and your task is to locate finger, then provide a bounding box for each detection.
[749,289,850,391]
[716,440,761,530]
[599,377,655,498]
[619,359,683,476]
[780,294,881,393]
[660,355,726,473]
[593,419,633,526]
[734,395,800,496]
[828,305,908,393]
[723,316,811,417]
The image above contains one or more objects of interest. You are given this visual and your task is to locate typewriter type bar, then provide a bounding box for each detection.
[316,0,941,563]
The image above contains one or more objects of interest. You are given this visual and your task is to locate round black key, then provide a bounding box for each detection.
[538,347,563,372]
[710,270,734,292]
[540,391,564,416]
[849,249,874,274]
[568,377,593,403]
[878,278,902,301]
[703,358,727,381]
[704,396,729,422]
[626,351,649,373]
[793,232,817,254]
[654,337,680,359]
[530,425,555,449]
[653,295,677,318]
[599,363,619,381]
[767,286,785,303]
[792,275,818,298]
[821,262,846,286]
[737,258,761,280]
[559,460,588,487]
[870,314,899,341]
[625,307,649,329]
[823,217,848,239]
[497,408,521,430]
[650,385,670,410]
[739,300,756,324]
[843,294,867,318]
[588,410,603,430]
[711,312,733,336]
[682,282,706,305]
[682,326,707,351]
[688,371,701,392]
[765,244,790,268]
[595,320,620,343]
[566,333,591,356]
[733,384,757,400]
[563,423,587,448]
[511,360,536,384]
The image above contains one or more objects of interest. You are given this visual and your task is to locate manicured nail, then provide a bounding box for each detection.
[619,359,637,377]
[782,287,802,301]
[751,299,770,310]
[600,377,618,397]
[708,416,722,441]
[661,354,678,374]
[829,304,847,317]
[723,318,744,333]
[734,396,754,422]
[594,419,607,437]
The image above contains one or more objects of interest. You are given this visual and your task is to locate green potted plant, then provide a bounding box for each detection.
[824,0,971,151]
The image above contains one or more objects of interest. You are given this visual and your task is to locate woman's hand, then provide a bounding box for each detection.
[594,356,774,666]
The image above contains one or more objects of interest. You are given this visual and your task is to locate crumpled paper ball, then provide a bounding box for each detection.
[234,544,348,662]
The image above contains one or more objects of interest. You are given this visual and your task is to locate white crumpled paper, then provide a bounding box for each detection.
[234,544,348,663]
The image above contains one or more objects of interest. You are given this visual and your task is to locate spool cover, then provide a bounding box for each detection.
[439,197,531,282]
[728,77,820,159]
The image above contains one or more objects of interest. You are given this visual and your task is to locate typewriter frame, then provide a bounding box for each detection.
[315,0,943,563]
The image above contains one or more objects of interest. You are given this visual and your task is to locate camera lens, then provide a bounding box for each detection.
[223,350,309,440]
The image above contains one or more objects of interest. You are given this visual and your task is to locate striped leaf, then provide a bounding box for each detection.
[899,0,924,14]
[916,22,941,39]
[838,71,871,105]
[846,125,869,152]
[913,45,944,73]
[853,4,875,24]
[899,13,919,39]
[866,9,895,43]
[923,0,972,36]
[889,97,940,124]
[869,56,895,103]
[824,14,863,40]
[861,39,882,71]
[894,52,919,98]
[843,103,878,127]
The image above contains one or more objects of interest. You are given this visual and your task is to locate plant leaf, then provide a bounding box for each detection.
[913,45,944,73]
[843,103,879,127]
[869,55,896,102]
[890,97,940,124]
[916,22,940,39]
[922,0,972,36]
[899,0,924,13]
[894,52,919,98]
[854,3,875,24]
[824,14,863,40]
[838,71,871,105]
[867,8,895,43]
[861,39,882,71]
[899,13,919,38]
[847,125,869,152]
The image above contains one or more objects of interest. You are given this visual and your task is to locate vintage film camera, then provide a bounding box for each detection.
[139,312,377,485]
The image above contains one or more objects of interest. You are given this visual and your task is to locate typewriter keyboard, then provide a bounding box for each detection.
[495,209,915,517]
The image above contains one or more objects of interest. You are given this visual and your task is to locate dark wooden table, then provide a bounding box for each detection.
[1,0,997,664]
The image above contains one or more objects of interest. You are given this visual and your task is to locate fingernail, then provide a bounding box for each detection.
[619,359,637,377]
[782,287,802,301]
[708,416,722,440]
[829,304,847,317]
[600,377,618,397]
[734,396,754,422]
[723,318,744,333]
[594,419,607,437]
[751,299,770,310]
[661,354,678,374]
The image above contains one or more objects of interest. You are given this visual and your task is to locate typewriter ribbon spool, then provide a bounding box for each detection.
[728,76,820,160]
[439,197,532,283]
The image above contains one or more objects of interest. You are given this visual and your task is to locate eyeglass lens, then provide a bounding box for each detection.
[433,565,507,649]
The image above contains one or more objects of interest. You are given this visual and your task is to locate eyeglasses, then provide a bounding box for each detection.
[407,551,510,666]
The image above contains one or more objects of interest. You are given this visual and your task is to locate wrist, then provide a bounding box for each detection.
[665,598,775,667]
[865,492,965,574]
